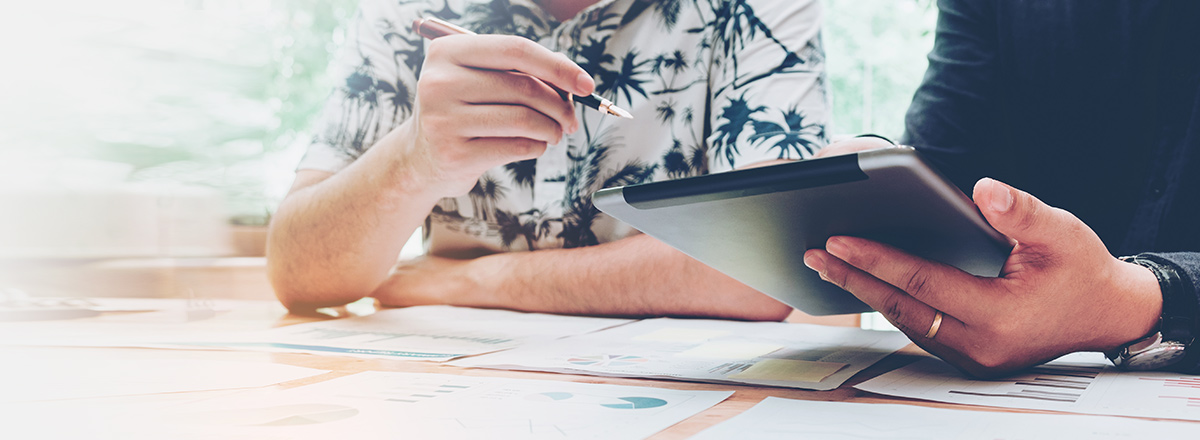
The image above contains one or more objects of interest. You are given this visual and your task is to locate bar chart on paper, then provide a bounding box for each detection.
[691,398,1200,440]
[1139,376,1200,408]
[943,362,1102,403]
[856,352,1200,421]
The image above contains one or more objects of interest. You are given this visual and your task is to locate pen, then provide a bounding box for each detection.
[412,17,633,119]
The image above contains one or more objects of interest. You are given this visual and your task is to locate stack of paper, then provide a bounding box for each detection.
[452,318,910,390]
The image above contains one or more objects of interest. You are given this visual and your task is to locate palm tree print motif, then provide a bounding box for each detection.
[749,106,824,159]
[711,94,765,168]
[300,0,829,255]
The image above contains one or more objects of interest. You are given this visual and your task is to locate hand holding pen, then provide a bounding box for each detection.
[386,17,614,198]
[413,17,631,119]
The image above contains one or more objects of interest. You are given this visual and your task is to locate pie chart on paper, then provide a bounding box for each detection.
[600,397,668,410]
[527,392,669,410]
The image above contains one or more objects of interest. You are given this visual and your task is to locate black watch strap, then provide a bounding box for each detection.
[1125,255,1198,369]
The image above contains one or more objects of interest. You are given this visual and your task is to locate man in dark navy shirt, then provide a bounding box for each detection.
[806,0,1200,376]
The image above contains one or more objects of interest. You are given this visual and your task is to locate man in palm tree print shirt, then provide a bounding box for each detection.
[268,0,829,318]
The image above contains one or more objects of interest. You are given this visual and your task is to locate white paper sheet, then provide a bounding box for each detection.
[856,352,1200,421]
[0,350,327,403]
[118,371,732,440]
[452,318,910,390]
[193,306,633,361]
[0,299,272,349]
[692,397,1200,439]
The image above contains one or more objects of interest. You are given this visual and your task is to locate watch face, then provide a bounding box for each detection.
[1123,342,1188,371]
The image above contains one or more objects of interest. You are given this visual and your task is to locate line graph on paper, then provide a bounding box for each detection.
[1140,376,1200,408]
[946,363,1103,403]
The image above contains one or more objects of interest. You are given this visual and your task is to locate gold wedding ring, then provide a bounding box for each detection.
[925,310,944,339]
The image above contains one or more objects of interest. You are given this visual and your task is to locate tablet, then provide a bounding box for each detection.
[592,147,1012,316]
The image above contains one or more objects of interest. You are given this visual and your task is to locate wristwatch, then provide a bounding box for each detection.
[1106,256,1195,371]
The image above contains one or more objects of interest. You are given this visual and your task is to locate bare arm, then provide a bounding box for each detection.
[266,130,442,310]
[267,34,594,311]
[372,233,792,321]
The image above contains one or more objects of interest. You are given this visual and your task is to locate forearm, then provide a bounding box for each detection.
[451,234,792,321]
[268,126,442,309]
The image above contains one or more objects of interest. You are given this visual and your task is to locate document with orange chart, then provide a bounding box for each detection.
[451,318,910,390]
[856,352,1200,421]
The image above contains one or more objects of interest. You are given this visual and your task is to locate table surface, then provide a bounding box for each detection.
[5,261,1199,438]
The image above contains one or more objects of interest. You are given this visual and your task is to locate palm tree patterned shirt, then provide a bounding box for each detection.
[299,0,830,256]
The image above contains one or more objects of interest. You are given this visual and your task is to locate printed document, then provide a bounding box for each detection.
[692,397,1200,439]
[132,371,732,439]
[856,352,1200,421]
[200,305,632,361]
[452,318,910,390]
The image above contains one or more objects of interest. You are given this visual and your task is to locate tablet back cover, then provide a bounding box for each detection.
[593,148,1011,316]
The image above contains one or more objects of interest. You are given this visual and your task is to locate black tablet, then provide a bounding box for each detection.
[592,147,1012,316]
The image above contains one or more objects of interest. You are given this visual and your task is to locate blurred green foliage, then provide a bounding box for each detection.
[825,0,937,139]
[2,0,934,221]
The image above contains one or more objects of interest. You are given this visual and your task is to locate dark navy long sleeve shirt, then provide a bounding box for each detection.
[902,0,1200,372]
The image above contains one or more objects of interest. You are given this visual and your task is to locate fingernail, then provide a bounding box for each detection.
[575,72,593,95]
[804,252,825,273]
[825,236,849,257]
[987,178,1013,213]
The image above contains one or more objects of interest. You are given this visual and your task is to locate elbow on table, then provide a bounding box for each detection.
[267,258,371,313]
[742,300,793,322]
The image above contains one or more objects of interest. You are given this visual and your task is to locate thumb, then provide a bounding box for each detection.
[973,177,1078,246]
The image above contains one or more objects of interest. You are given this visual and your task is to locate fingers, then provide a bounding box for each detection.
[821,236,986,320]
[429,34,595,96]
[804,249,968,346]
[972,178,1087,248]
[452,104,564,144]
[465,137,548,166]
[454,70,578,134]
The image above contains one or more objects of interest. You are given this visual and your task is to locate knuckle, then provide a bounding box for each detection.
[900,264,933,298]
[882,295,908,326]
[424,38,452,61]
[418,74,451,97]
[499,38,534,60]
[1013,200,1041,232]
[823,265,849,290]
[423,113,454,135]
[849,246,881,270]
[511,75,539,98]
[520,141,548,158]
[557,61,581,83]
